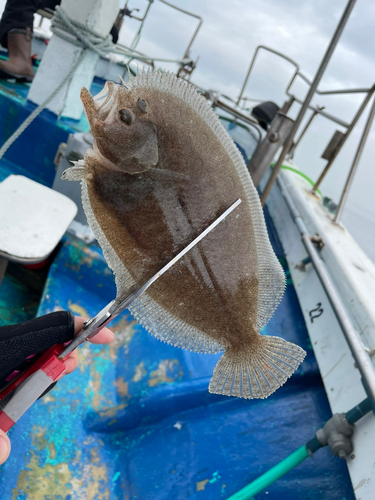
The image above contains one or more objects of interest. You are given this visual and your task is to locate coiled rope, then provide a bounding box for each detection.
[0,6,114,161]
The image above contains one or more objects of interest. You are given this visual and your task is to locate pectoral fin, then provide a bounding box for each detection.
[61,161,86,181]
[132,125,158,169]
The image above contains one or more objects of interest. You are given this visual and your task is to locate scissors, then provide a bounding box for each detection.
[0,199,241,432]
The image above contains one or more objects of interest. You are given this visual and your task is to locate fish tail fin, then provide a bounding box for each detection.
[209,336,306,399]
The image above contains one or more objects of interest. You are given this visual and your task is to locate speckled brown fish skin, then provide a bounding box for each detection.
[64,70,305,399]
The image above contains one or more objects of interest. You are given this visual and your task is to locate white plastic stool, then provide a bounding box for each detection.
[0,175,77,285]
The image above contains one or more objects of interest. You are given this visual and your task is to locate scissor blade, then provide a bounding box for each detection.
[111,198,242,315]
[140,198,242,292]
[61,198,241,356]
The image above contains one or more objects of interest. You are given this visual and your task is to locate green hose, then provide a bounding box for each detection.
[270,163,323,197]
[227,398,372,500]
[226,445,309,500]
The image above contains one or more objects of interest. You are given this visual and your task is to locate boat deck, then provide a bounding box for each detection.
[0,79,355,499]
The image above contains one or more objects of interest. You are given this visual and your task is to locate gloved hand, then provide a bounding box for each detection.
[0,312,114,464]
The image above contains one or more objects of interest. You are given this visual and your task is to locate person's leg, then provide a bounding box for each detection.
[0,0,40,49]
[0,0,60,82]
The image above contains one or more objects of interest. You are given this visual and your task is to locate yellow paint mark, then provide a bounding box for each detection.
[67,241,99,272]
[148,359,180,387]
[68,300,89,318]
[83,358,113,409]
[78,342,92,372]
[89,370,107,410]
[108,317,137,359]
[132,361,147,382]
[114,376,129,397]
[196,479,209,492]
[41,394,55,404]
[98,402,128,419]
[12,458,74,500]
[85,447,110,500]
[12,427,75,500]
[32,427,56,459]
[13,431,111,500]
[67,386,80,393]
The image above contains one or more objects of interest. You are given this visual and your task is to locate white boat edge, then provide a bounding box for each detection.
[260,165,375,500]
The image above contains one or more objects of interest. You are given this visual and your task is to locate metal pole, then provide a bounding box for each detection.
[237,46,300,106]
[215,99,260,126]
[237,46,260,106]
[260,0,357,206]
[289,107,323,158]
[334,96,375,222]
[313,86,375,192]
[158,0,203,59]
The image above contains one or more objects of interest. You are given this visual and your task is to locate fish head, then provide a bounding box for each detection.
[81,82,158,174]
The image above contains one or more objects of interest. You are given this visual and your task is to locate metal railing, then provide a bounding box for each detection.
[237,28,375,222]
[238,44,374,133]
[236,0,375,409]
[36,0,203,79]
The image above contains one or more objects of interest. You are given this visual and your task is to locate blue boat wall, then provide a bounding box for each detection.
[0,77,356,499]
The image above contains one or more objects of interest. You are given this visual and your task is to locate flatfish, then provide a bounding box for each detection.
[62,68,305,399]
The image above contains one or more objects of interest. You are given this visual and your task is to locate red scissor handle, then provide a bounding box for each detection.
[0,344,67,432]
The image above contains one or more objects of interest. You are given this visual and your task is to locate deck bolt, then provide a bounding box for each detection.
[269,132,279,143]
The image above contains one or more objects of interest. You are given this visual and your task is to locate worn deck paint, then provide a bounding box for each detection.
[0,226,355,500]
[0,77,355,499]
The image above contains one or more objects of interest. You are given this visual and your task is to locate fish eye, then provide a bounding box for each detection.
[137,98,148,114]
[119,109,134,125]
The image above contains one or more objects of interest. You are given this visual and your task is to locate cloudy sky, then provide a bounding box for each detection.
[0,0,374,260]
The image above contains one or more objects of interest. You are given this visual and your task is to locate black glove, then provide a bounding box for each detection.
[0,311,75,391]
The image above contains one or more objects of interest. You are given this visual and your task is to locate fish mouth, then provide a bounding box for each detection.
[92,81,119,120]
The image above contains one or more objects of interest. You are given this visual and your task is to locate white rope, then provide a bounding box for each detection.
[50,6,114,58]
[0,6,114,161]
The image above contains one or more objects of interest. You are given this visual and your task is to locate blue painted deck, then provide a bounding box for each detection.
[0,79,355,499]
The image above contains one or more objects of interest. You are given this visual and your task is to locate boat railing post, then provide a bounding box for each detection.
[312,84,375,193]
[288,106,324,158]
[158,0,203,59]
[248,112,295,187]
[333,95,375,223]
[260,0,358,206]
[237,46,300,106]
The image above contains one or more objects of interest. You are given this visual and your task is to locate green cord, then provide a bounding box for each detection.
[271,163,323,197]
[227,399,372,500]
[226,445,309,500]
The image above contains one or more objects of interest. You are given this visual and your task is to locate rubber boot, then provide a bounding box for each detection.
[0,28,34,83]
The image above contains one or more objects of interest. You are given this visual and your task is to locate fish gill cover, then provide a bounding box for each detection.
[62,67,305,400]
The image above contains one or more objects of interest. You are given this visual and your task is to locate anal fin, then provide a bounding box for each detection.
[209,336,306,399]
